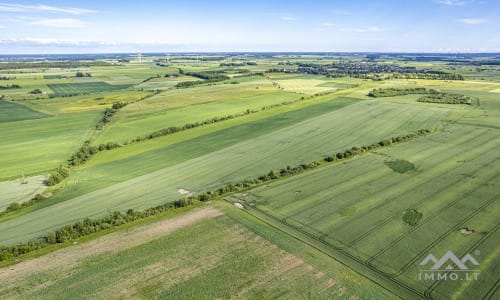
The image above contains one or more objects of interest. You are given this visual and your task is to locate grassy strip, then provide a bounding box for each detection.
[0,127,435,262]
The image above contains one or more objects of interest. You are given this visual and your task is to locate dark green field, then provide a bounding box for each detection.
[0,101,48,122]
[47,82,131,97]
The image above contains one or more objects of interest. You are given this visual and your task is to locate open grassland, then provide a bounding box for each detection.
[0,111,101,179]
[0,97,457,244]
[93,78,301,144]
[0,206,395,299]
[0,101,48,122]
[232,122,499,299]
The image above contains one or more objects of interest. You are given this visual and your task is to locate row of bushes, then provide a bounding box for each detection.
[0,197,195,260]
[175,77,228,88]
[0,84,21,89]
[368,87,439,97]
[219,62,257,67]
[96,102,127,130]
[0,194,45,217]
[417,93,474,105]
[0,127,436,261]
[126,94,311,144]
[46,165,70,186]
[0,76,15,80]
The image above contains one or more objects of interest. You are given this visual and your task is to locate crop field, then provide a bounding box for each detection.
[93,78,302,144]
[231,122,499,299]
[47,82,132,97]
[0,111,101,179]
[0,101,48,122]
[0,53,498,299]
[0,207,395,299]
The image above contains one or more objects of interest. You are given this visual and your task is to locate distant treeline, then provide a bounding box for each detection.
[219,62,257,67]
[368,87,474,105]
[0,76,16,80]
[267,61,465,81]
[0,127,436,261]
[0,61,112,70]
[0,84,21,89]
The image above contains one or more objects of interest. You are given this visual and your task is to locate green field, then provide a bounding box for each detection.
[47,82,132,97]
[93,78,301,144]
[0,101,48,122]
[0,111,101,179]
[0,54,498,299]
[231,122,499,299]
[0,207,396,299]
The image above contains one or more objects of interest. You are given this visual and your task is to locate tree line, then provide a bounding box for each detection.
[368,87,475,105]
[418,93,474,105]
[368,87,439,97]
[0,84,21,89]
[0,127,436,261]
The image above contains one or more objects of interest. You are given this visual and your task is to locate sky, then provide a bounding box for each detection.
[0,0,499,54]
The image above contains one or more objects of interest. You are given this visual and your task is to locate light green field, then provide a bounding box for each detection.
[0,207,396,299]
[93,78,302,144]
[23,90,153,114]
[232,122,499,299]
[0,111,101,179]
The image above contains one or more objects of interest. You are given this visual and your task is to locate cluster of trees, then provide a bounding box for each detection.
[418,93,473,105]
[46,165,70,186]
[0,127,436,261]
[368,87,439,97]
[29,89,43,94]
[75,72,92,77]
[0,76,15,80]
[96,102,127,130]
[402,209,423,226]
[0,84,21,89]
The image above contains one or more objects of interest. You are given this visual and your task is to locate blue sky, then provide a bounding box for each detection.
[0,0,498,53]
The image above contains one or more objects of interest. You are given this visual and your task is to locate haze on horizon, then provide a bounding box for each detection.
[0,0,498,54]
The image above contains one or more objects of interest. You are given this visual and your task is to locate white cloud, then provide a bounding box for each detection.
[458,18,486,24]
[29,18,87,28]
[321,22,336,27]
[0,3,95,14]
[438,0,466,6]
[340,26,381,33]
[280,16,296,21]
